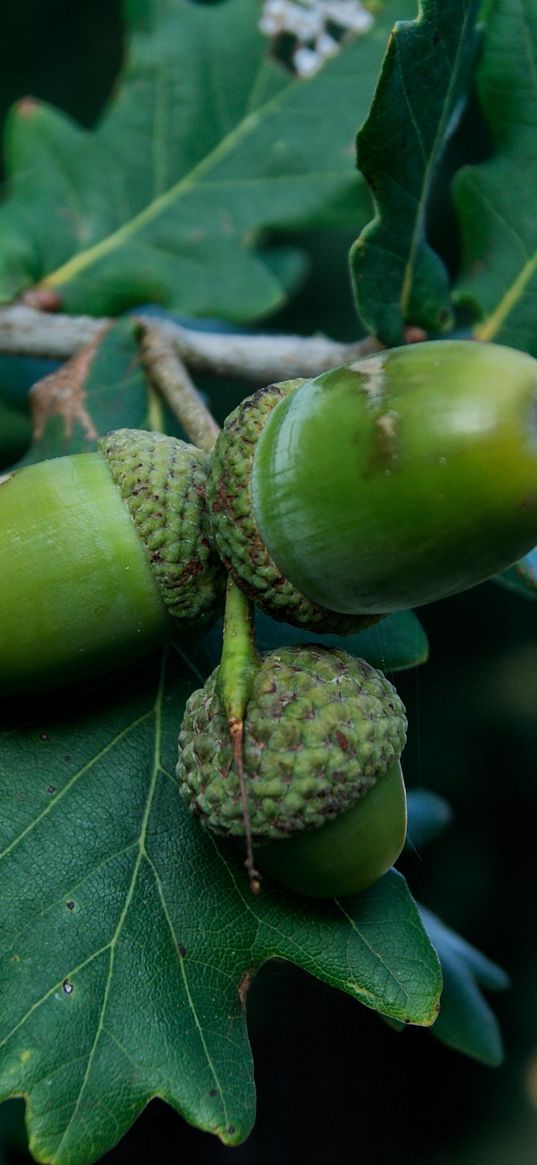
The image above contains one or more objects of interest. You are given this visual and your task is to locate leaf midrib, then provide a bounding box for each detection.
[42,70,298,292]
[0,711,151,866]
[0,654,233,1161]
[400,4,476,314]
[145,851,230,1131]
[51,665,167,1158]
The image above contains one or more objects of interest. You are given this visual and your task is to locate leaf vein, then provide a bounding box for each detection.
[0,710,152,865]
[51,661,166,1155]
[144,850,231,1127]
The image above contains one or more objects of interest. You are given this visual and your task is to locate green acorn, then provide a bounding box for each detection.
[207,341,537,620]
[207,379,377,634]
[177,644,407,898]
[0,429,224,693]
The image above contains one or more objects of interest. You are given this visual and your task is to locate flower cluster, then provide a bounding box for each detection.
[259,0,374,77]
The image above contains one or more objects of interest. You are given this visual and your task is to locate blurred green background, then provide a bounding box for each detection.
[1,3,537,1163]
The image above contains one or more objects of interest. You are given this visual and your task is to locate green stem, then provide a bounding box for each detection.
[218,576,258,719]
[144,329,263,890]
[217,576,261,893]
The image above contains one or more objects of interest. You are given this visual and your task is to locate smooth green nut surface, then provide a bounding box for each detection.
[0,452,169,693]
[252,341,537,613]
[177,645,407,897]
[257,759,406,898]
[0,430,224,694]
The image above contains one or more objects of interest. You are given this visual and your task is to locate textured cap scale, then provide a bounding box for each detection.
[99,428,224,625]
[207,383,378,634]
[177,645,407,843]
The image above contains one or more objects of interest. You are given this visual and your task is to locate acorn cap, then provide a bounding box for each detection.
[207,383,379,634]
[99,428,225,626]
[177,645,407,843]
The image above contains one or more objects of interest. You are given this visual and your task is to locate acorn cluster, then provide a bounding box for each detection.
[176,643,408,897]
[4,339,537,896]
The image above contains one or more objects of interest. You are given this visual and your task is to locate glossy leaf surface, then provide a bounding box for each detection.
[0,0,417,323]
[16,320,155,466]
[0,649,441,1164]
[351,0,480,344]
[405,788,453,850]
[0,397,31,467]
[420,907,508,1066]
[454,0,537,353]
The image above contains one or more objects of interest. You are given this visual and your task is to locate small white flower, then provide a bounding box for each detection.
[293,45,322,77]
[323,1,374,34]
[284,3,324,40]
[265,0,288,15]
[259,0,376,77]
[316,31,339,60]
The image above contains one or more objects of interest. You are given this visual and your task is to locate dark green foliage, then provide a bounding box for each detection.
[351,0,481,343]
[0,1,534,1162]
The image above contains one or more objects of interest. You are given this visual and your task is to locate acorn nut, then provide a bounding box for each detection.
[0,428,224,693]
[207,341,537,619]
[177,644,407,897]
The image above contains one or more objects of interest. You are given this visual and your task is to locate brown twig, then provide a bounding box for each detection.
[0,303,382,381]
[139,323,220,453]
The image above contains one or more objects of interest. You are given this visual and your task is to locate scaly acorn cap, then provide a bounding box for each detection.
[177,644,406,843]
[99,428,224,626]
[206,381,378,634]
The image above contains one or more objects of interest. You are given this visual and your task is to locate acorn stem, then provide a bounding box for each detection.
[140,323,220,453]
[218,577,259,725]
[217,576,261,893]
[140,328,263,885]
[139,326,262,885]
